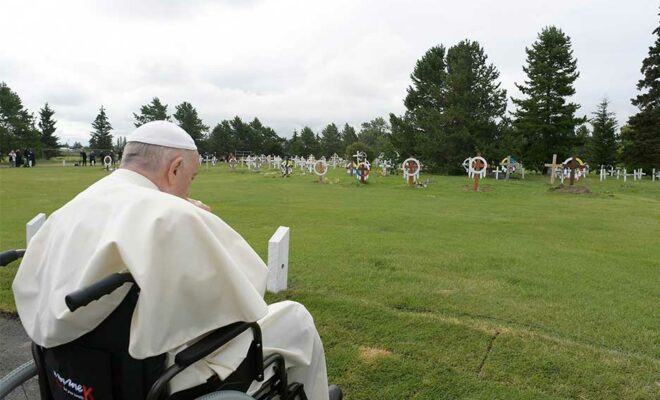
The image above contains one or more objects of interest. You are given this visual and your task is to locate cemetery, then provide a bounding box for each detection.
[0,2,658,399]
[0,163,658,399]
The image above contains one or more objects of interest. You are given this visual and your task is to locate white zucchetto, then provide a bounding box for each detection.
[127,120,197,151]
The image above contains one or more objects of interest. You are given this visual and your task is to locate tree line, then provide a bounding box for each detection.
[1,22,657,171]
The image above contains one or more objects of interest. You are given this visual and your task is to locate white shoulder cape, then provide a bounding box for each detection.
[13,169,269,359]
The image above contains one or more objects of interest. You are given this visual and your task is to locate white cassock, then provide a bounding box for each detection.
[12,168,329,400]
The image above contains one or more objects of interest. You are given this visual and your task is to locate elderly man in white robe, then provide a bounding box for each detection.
[13,121,342,400]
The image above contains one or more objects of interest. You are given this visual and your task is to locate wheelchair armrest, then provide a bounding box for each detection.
[65,272,135,312]
[174,322,261,368]
[0,249,25,267]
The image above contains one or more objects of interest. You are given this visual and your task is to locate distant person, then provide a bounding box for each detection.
[8,150,16,167]
[15,149,22,167]
[23,148,31,167]
[90,152,96,166]
[81,151,87,166]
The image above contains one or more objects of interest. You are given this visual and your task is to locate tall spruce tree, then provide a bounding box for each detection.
[391,42,506,172]
[133,97,171,127]
[320,123,342,157]
[622,17,660,169]
[207,121,236,157]
[38,103,60,158]
[299,127,319,156]
[287,131,303,155]
[89,106,113,150]
[340,123,358,150]
[586,99,618,167]
[512,26,586,170]
[442,40,507,170]
[173,101,208,146]
[391,45,447,166]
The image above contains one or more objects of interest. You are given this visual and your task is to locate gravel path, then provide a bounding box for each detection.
[0,314,39,399]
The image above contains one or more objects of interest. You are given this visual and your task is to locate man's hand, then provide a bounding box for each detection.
[187,197,211,212]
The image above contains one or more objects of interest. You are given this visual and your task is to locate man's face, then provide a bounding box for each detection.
[167,151,199,199]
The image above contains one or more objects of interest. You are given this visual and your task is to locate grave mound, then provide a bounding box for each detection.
[550,185,591,194]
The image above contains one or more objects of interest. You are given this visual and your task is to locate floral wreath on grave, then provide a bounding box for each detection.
[402,158,421,180]
[563,157,585,167]
[103,155,113,170]
[355,161,371,181]
[313,159,328,176]
[469,156,488,178]
[500,156,519,173]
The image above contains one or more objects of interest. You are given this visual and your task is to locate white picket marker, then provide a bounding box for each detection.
[26,213,46,246]
[267,226,290,293]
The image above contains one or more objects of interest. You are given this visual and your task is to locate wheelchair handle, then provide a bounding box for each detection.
[0,249,25,267]
[65,272,135,312]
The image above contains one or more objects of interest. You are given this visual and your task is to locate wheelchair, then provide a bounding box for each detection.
[0,249,307,400]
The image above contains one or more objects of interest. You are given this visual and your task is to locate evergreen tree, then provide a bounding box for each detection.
[320,123,342,157]
[443,40,507,168]
[133,97,171,127]
[586,99,618,167]
[207,121,236,157]
[89,106,113,150]
[299,127,319,156]
[358,117,393,157]
[512,26,586,170]
[230,116,251,151]
[391,45,447,168]
[0,82,40,156]
[340,123,358,149]
[38,103,60,158]
[173,101,208,146]
[622,17,660,169]
[255,120,285,155]
[287,131,304,155]
[391,42,506,172]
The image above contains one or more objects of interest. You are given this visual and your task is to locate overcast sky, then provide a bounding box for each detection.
[1,0,657,145]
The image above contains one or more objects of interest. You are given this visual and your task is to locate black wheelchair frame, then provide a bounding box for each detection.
[0,249,307,400]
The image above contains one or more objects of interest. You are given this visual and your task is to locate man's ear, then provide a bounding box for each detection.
[168,156,185,179]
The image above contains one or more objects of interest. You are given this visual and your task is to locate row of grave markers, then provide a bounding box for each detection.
[599,167,660,182]
[205,151,658,189]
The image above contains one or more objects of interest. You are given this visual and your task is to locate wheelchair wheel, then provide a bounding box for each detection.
[0,360,39,400]
[195,390,255,400]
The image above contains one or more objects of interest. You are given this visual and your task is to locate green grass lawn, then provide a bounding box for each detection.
[0,164,659,399]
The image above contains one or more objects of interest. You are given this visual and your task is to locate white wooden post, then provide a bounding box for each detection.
[267,226,290,293]
[653,168,656,181]
[26,213,46,246]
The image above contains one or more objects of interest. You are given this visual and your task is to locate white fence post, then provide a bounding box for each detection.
[267,226,290,293]
[26,213,46,246]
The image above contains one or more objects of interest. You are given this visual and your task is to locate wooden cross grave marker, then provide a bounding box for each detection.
[564,156,582,186]
[544,154,560,185]
[470,156,487,191]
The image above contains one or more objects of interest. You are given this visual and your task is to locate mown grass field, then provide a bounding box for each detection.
[0,164,658,399]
